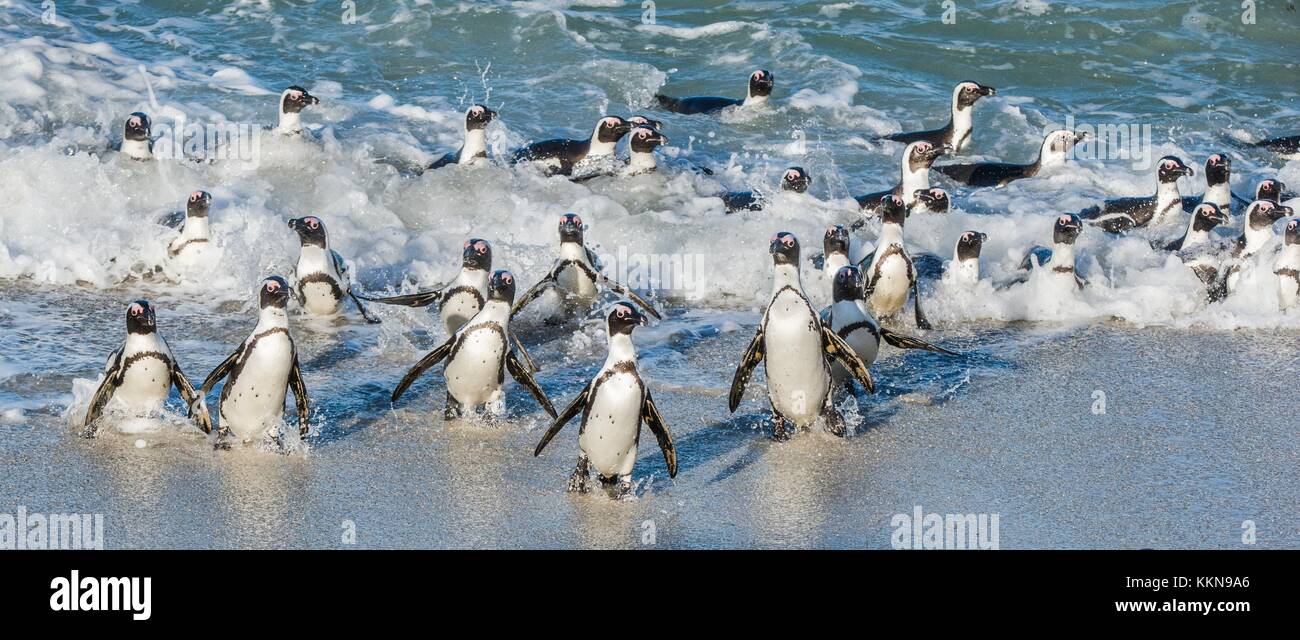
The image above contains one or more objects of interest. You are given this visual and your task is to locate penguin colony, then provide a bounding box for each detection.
[79,75,1299,500]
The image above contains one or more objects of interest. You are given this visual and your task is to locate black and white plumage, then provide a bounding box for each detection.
[114,112,153,160]
[198,277,310,448]
[1245,178,1294,206]
[722,167,811,213]
[1164,203,1230,301]
[82,301,211,437]
[911,187,951,214]
[655,69,773,115]
[880,81,996,153]
[1275,219,1300,310]
[273,85,320,135]
[511,116,633,176]
[1181,154,1239,218]
[728,232,875,440]
[533,303,677,499]
[860,195,934,329]
[816,224,852,281]
[427,104,497,170]
[935,129,1087,189]
[165,191,212,262]
[1002,214,1086,291]
[287,216,380,323]
[360,238,493,334]
[1081,156,1194,233]
[573,125,669,180]
[1224,201,1294,295]
[1249,134,1300,157]
[855,141,949,214]
[390,270,556,420]
[946,230,987,286]
[511,213,661,321]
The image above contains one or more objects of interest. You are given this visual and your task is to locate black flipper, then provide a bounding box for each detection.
[427,152,457,171]
[348,289,382,324]
[158,210,186,229]
[641,390,677,478]
[169,359,211,434]
[509,332,540,373]
[912,252,945,281]
[83,349,125,436]
[199,344,244,399]
[356,288,444,308]
[288,354,310,438]
[506,351,557,418]
[391,339,454,403]
[728,323,766,412]
[534,386,589,456]
[880,328,956,355]
[573,261,662,320]
[912,278,934,330]
[510,267,559,318]
[821,325,876,394]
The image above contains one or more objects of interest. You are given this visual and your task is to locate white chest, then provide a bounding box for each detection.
[221,333,294,438]
[579,372,644,478]
[444,324,507,406]
[763,290,829,426]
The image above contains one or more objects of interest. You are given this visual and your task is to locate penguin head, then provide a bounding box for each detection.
[461,238,492,271]
[914,187,950,213]
[748,69,774,98]
[1191,203,1229,232]
[627,115,664,131]
[1204,154,1231,186]
[823,224,850,257]
[1256,179,1286,203]
[1156,156,1193,183]
[832,265,865,303]
[488,270,516,303]
[595,116,632,143]
[1247,200,1293,230]
[288,216,328,248]
[907,141,950,172]
[769,231,800,265]
[1042,129,1087,159]
[955,81,996,109]
[125,300,156,335]
[281,86,319,114]
[606,302,646,336]
[956,230,988,260]
[558,213,585,244]
[259,276,291,309]
[1285,219,1300,246]
[123,112,151,142]
[465,104,497,131]
[628,126,668,153]
[1053,214,1083,244]
[186,191,212,218]
[782,167,811,193]
[879,194,908,226]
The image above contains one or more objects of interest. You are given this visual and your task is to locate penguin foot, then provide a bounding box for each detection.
[443,393,463,421]
[213,428,232,450]
[823,407,847,438]
[613,477,635,501]
[770,414,792,442]
[567,455,590,493]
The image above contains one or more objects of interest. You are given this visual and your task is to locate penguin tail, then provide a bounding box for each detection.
[654,93,678,111]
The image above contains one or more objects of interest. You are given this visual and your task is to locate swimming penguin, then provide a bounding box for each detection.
[947,231,988,286]
[1250,178,1294,205]
[198,276,310,448]
[1275,219,1300,310]
[823,265,954,391]
[390,270,557,420]
[627,115,665,131]
[428,104,497,170]
[287,216,380,323]
[532,303,677,499]
[165,191,212,260]
[511,213,662,322]
[880,81,996,153]
[1182,154,1238,217]
[855,141,950,214]
[511,116,633,176]
[722,167,811,213]
[1224,200,1294,294]
[574,125,669,180]
[816,224,852,279]
[1163,203,1230,252]
[82,301,211,437]
[911,187,952,214]
[654,69,774,115]
[1003,214,1086,290]
[1249,134,1300,157]
[860,195,934,329]
[1163,203,1230,301]
[935,129,1087,188]
[273,85,320,135]
[728,232,876,440]
[115,112,153,160]
[1080,156,1194,233]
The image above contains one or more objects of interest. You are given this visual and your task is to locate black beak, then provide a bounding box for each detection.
[1272,205,1295,221]
[980,84,996,96]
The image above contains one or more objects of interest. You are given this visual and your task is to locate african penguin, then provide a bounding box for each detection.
[511,213,661,322]
[166,191,212,262]
[82,300,211,437]
[728,232,876,440]
[428,104,498,170]
[1249,133,1300,157]
[1224,200,1294,295]
[1081,156,1193,233]
[116,112,153,161]
[860,195,934,329]
[198,276,310,448]
[947,231,988,286]
[911,188,952,215]
[856,141,950,214]
[1275,219,1300,310]
[722,167,811,213]
[819,224,852,281]
[1164,203,1230,301]
[654,69,774,115]
[1182,154,1237,218]
[390,270,557,420]
[274,85,320,135]
[573,125,670,181]
[511,116,633,177]
[360,238,493,334]
[935,129,1087,189]
[533,303,678,500]
[627,115,664,131]
[1003,214,1085,291]
[880,81,996,153]
[287,216,380,323]
[1250,178,1293,205]
[1164,203,1229,252]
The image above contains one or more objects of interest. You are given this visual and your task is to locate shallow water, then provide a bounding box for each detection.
[1,1,1297,548]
